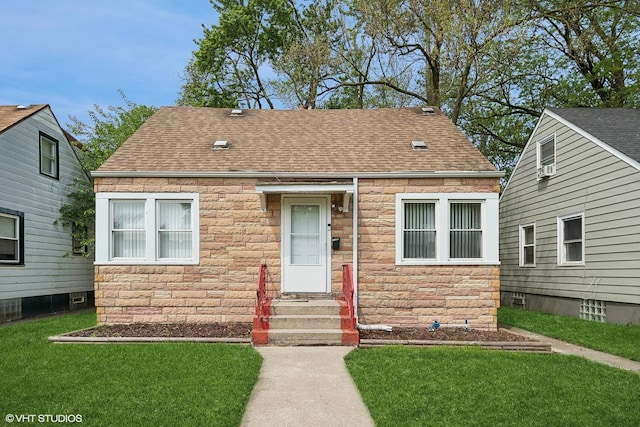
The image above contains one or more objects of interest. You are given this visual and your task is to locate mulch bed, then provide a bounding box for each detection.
[66,323,533,342]
[67,323,253,338]
[359,327,532,342]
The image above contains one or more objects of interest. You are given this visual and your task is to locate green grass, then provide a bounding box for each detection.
[499,306,640,361]
[0,312,262,426]
[346,346,640,427]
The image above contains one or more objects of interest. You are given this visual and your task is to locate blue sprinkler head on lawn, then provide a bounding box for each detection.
[428,320,440,331]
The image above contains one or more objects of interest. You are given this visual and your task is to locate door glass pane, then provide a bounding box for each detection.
[291,204,320,265]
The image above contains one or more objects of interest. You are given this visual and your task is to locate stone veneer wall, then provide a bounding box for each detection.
[93,177,354,324]
[356,178,501,331]
[94,176,500,328]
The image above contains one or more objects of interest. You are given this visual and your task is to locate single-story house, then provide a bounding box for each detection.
[500,108,640,324]
[0,104,94,321]
[92,107,503,338]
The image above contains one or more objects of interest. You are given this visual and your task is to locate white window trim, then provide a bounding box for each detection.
[395,193,499,265]
[557,212,585,266]
[536,133,556,169]
[519,223,536,267]
[95,193,199,265]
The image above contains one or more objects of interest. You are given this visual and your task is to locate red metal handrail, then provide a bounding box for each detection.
[252,264,270,342]
[342,264,356,329]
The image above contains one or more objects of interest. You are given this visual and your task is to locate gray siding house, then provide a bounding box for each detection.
[0,104,94,321]
[500,108,640,325]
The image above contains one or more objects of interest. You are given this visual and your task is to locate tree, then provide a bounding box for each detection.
[58,92,156,256]
[179,0,640,179]
[178,0,297,108]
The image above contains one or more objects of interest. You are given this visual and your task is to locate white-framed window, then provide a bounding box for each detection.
[557,213,584,266]
[39,132,59,179]
[519,223,536,267]
[536,134,556,179]
[537,134,556,168]
[95,193,199,265]
[395,193,499,265]
[0,208,24,265]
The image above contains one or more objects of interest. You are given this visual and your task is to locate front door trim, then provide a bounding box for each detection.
[281,195,331,294]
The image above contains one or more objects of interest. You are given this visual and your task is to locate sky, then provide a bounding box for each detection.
[0,1,218,129]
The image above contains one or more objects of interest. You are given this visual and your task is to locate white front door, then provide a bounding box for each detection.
[282,196,330,293]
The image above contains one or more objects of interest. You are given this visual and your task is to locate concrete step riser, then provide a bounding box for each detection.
[270,301,340,316]
[268,330,344,346]
[269,316,342,330]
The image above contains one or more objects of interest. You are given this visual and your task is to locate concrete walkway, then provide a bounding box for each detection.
[502,325,640,374]
[241,346,374,427]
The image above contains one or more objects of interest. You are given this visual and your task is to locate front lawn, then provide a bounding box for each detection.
[499,306,640,361]
[346,346,640,427]
[0,312,262,426]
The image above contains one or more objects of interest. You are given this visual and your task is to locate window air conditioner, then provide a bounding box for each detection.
[537,164,556,178]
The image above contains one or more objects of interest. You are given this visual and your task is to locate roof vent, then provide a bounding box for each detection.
[16,105,28,110]
[213,140,230,150]
[411,140,427,150]
[230,109,243,117]
[421,107,435,115]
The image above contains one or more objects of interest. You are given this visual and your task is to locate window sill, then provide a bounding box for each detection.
[396,260,500,266]
[95,260,199,266]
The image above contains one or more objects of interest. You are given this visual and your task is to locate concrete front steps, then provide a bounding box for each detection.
[253,298,359,346]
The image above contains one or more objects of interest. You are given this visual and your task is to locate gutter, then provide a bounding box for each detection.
[91,170,505,179]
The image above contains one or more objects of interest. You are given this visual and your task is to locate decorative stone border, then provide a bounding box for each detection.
[359,339,552,352]
[49,335,252,344]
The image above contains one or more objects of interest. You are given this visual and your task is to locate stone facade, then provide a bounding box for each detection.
[356,178,501,331]
[94,176,500,329]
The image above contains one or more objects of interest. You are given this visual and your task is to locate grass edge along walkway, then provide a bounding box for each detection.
[0,311,262,427]
[346,346,640,427]
[498,306,640,362]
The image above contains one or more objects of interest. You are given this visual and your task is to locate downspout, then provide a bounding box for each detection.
[353,176,392,332]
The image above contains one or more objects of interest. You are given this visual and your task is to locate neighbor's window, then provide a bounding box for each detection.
[396,193,499,265]
[0,208,24,265]
[537,134,556,168]
[71,224,88,255]
[39,132,59,179]
[519,224,535,267]
[558,213,584,265]
[95,193,199,264]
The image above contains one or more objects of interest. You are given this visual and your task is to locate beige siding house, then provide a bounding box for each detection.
[500,108,640,325]
[93,107,502,340]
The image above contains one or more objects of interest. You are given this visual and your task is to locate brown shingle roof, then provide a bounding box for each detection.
[0,104,48,134]
[97,106,497,175]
